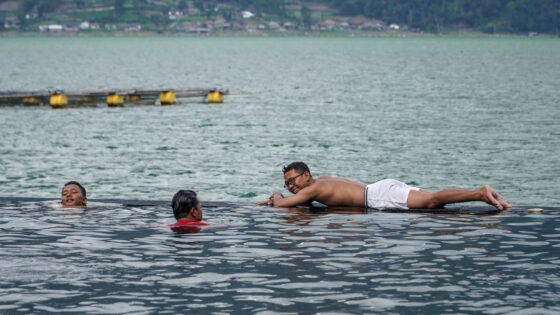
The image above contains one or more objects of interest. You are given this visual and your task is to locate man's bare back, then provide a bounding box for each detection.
[310,176,366,207]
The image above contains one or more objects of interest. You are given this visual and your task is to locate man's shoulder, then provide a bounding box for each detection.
[312,177,342,189]
[316,176,366,188]
[316,176,350,183]
[299,178,331,193]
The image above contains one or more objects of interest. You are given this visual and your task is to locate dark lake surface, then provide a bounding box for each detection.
[1,198,559,314]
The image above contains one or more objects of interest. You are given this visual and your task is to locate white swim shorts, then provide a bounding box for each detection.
[365,179,420,209]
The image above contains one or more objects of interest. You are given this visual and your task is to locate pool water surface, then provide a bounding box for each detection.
[1,198,558,314]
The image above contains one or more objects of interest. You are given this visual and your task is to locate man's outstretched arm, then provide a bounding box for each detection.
[257,187,317,208]
[256,192,284,206]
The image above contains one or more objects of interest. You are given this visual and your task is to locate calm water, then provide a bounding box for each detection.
[1,36,559,313]
[0,37,559,205]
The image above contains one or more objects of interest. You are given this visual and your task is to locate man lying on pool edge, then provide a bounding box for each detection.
[257,161,511,211]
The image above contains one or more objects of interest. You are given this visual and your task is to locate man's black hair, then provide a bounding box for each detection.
[63,181,86,197]
[282,161,311,175]
[172,190,198,220]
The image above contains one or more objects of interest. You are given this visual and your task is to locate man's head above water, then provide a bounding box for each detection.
[172,189,202,221]
[61,181,87,208]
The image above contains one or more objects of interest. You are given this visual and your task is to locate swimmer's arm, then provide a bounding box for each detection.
[256,192,283,206]
[256,197,275,206]
[270,187,317,208]
[256,192,287,206]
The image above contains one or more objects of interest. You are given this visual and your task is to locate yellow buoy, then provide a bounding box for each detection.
[23,96,41,105]
[159,91,176,105]
[127,94,142,102]
[207,90,224,104]
[50,90,68,108]
[107,93,124,107]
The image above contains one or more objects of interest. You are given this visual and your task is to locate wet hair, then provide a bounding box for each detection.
[282,161,311,175]
[62,181,86,198]
[172,190,198,220]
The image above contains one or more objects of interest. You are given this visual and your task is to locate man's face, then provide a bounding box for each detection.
[61,184,87,208]
[284,169,308,194]
[193,198,202,221]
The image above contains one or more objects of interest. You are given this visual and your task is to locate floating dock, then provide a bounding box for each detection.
[0,88,228,107]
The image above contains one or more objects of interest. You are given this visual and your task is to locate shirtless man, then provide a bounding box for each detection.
[259,162,511,210]
[61,181,87,208]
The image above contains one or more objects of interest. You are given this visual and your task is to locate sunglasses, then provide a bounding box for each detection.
[284,173,304,188]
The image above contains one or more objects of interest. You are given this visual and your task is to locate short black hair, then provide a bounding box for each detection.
[282,161,311,175]
[63,181,86,197]
[172,190,198,220]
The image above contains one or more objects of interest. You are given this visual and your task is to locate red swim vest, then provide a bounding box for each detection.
[169,219,209,233]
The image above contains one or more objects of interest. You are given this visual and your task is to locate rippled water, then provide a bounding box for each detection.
[1,37,559,205]
[1,198,559,313]
[1,37,559,313]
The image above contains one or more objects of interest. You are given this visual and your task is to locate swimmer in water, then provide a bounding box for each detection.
[258,161,512,211]
[61,181,87,208]
[169,190,208,232]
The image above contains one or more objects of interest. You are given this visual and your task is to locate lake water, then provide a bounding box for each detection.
[0,36,559,313]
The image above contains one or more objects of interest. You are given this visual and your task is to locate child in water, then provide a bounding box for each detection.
[169,190,209,233]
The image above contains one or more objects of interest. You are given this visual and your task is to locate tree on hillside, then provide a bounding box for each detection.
[74,0,85,9]
[36,0,61,18]
[150,13,167,28]
[254,0,286,17]
[114,0,125,14]
[178,0,188,12]
[321,0,559,34]
[17,0,61,26]
[16,0,35,21]
[194,0,204,13]
[134,0,148,11]
[505,0,559,33]
[206,3,216,19]
[301,5,312,29]
[222,9,233,22]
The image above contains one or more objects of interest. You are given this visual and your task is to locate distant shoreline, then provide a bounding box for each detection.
[1,30,554,39]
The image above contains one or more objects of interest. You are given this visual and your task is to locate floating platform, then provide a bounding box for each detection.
[0,88,228,107]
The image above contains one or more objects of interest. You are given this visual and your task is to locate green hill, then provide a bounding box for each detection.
[1,0,558,35]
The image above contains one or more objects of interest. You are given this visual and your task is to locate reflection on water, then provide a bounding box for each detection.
[1,198,558,313]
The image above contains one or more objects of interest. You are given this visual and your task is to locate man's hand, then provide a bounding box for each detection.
[255,199,273,206]
[256,192,284,206]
